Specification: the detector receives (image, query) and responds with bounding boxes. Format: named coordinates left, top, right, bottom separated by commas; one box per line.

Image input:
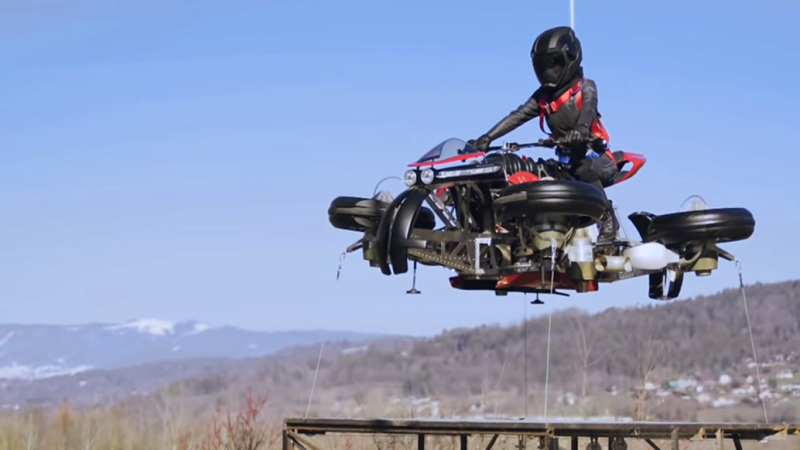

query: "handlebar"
left=487, top=138, right=563, bottom=152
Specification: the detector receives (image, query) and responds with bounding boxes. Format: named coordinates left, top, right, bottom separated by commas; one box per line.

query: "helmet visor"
left=533, top=52, right=566, bottom=86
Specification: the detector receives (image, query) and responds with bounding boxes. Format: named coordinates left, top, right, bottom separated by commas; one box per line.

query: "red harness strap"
left=538, top=79, right=611, bottom=143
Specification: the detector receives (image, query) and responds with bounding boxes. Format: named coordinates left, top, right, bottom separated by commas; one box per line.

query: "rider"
left=467, top=25, right=620, bottom=243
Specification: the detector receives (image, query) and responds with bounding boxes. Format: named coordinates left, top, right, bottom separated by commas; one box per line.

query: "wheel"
left=492, top=180, right=608, bottom=228
left=329, top=196, right=436, bottom=232
left=647, top=207, right=755, bottom=245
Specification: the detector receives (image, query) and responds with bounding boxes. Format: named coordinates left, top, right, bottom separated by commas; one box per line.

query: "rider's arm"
left=576, top=78, right=599, bottom=134
left=482, top=92, right=542, bottom=141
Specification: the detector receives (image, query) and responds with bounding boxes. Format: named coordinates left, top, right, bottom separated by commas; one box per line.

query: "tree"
left=631, top=323, right=666, bottom=421
left=155, top=383, right=190, bottom=448
left=568, top=310, right=616, bottom=416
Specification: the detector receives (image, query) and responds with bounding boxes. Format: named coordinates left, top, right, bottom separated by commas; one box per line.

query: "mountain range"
left=0, top=318, right=383, bottom=380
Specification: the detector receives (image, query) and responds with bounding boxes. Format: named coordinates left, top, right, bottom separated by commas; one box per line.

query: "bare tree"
left=198, top=387, right=273, bottom=450
left=631, top=323, right=666, bottom=421
left=568, top=311, right=616, bottom=416
left=155, top=384, right=189, bottom=449
left=23, top=408, right=43, bottom=450
left=79, top=409, right=102, bottom=450
left=492, top=356, right=508, bottom=416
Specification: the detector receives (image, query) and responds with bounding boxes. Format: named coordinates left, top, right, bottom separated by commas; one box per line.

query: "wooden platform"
left=283, top=417, right=800, bottom=450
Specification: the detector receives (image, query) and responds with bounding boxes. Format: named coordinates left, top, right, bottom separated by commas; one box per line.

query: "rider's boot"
left=597, top=200, right=620, bottom=243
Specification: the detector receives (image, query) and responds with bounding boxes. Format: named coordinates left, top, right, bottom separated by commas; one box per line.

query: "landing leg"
left=407, top=260, right=421, bottom=294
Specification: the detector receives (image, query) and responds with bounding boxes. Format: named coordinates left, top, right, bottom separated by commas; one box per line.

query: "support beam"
left=287, top=431, right=321, bottom=450
left=484, top=434, right=499, bottom=450
left=643, top=438, right=661, bottom=450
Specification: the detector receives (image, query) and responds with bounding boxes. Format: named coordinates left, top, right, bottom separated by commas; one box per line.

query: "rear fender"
left=627, top=211, right=656, bottom=241
left=389, top=187, right=431, bottom=275
left=606, top=151, right=647, bottom=186
left=649, top=270, right=684, bottom=300
left=628, top=211, right=684, bottom=300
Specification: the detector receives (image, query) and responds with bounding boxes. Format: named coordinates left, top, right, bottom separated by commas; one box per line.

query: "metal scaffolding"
left=283, top=417, right=800, bottom=450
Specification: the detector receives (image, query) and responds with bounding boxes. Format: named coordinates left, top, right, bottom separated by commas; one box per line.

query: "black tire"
left=647, top=207, right=755, bottom=245
left=492, top=180, right=608, bottom=227
left=415, top=207, right=436, bottom=230
left=328, top=196, right=436, bottom=232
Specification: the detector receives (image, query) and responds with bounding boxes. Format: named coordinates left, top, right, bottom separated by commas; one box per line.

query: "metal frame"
left=283, top=418, right=799, bottom=450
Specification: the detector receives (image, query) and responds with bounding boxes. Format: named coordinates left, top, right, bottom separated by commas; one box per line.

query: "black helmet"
left=531, top=26, right=583, bottom=90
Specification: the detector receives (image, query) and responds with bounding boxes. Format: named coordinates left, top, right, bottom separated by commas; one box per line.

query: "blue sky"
left=1, top=0, right=797, bottom=335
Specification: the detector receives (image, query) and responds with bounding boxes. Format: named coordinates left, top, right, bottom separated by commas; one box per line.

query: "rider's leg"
left=572, top=154, right=619, bottom=243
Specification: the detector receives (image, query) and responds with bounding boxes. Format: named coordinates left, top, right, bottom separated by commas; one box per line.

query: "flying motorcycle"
left=327, top=137, right=755, bottom=299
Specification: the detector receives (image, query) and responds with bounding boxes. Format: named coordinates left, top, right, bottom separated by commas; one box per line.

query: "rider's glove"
left=563, top=128, right=590, bottom=144
left=467, top=135, right=491, bottom=152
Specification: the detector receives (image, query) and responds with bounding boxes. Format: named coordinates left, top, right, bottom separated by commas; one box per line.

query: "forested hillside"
left=136, top=280, right=800, bottom=422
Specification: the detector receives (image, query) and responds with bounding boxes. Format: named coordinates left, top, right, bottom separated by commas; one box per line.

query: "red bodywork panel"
left=408, top=152, right=485, bottom=168
left=449, top=272, right=598, bottom=293
left=507, top=171, right=540, bottom=185
left=496, top=272, right=598, bottom=292
left=610, top=151, right=647, bottom=186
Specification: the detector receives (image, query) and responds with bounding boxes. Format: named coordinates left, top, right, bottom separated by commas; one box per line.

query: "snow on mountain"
left=103, top=318, right=178, bottom=336
left=0, top=320, right=382, bottom=380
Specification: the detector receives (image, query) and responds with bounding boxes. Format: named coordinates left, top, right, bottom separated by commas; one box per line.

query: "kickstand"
left=531, top=292, right=544, bottom=304
left=406, top=260, right=421, bottom=294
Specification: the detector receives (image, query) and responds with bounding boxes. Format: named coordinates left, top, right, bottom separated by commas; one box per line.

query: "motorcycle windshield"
left=412, top=138, right=483, bottom=166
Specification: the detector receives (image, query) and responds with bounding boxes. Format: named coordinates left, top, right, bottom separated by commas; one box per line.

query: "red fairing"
left=617, top=152, right=646, bottom=184
left=408, top=152, right=485, bottom=168
left=507, top=171, right=540, bottom=185
left=497, top=272, right=598, bottom=292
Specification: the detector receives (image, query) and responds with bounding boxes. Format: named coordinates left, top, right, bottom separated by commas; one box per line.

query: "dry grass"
left=0, top=385, right=795, bottom=450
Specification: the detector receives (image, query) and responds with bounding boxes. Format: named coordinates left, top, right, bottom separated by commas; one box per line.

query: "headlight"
left=420, top=168, right=435, bottom=184
left=403, top=170, right=417, bottom=186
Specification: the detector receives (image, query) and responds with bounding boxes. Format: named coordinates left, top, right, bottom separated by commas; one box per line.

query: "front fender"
left=389, top=187, right=431, bottom=275
left=375, top=189, right=411, bottom=275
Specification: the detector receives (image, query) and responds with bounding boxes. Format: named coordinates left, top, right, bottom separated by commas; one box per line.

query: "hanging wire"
left=736, top=261, right=769, bottom=423
left=543, top=310, right=553, bottom=424
left=523, top=295, right=529, bottom=418
left=542, top=239, right=557, bottom=423
left=305, top=341, right=326, bottom=418
left=569, top=0, right=575, bottom=30
left=336, top=252, right=346, bottom=280
left=373, top=176, right=402, bottom=196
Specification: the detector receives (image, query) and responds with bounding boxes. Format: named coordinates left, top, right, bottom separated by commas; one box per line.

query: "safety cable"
left=736, top=260, right=769, bottom=423
left=305, top=341, right=326, bottom=418
left=543, top=310, right=553, bottom=425
left=542, top=239, right=557, bottom=424
left=569, top=0, right=575, bottom=30
left=373, top=176, right=401, bottom=196
left=524, top=295, right=529, bottom=418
